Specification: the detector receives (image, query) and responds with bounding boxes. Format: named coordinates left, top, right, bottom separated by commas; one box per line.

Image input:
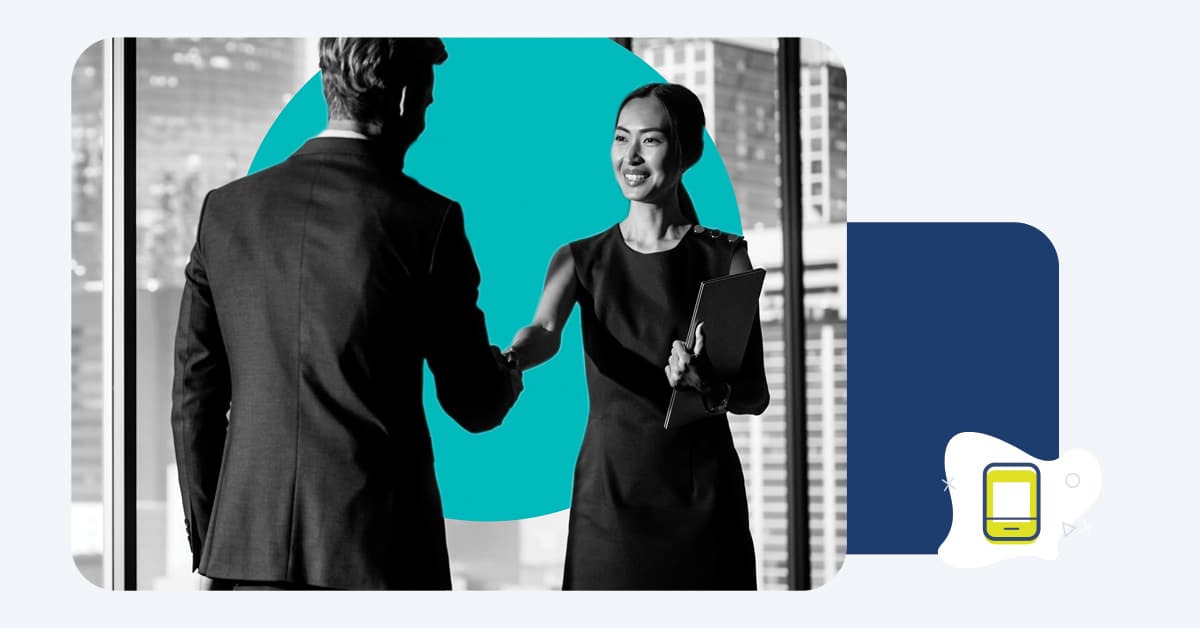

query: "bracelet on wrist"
left=703, top=382, right=732, bottom=413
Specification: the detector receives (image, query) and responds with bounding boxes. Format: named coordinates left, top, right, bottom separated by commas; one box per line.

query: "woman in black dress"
left=504, top=83, right=769, bottom=590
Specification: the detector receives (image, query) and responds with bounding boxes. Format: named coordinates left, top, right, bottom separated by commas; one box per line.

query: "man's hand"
left=492, top=346, right=524, bottom=399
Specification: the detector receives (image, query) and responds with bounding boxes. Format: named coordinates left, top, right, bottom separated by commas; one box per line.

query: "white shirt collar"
left=317, top=129, right=370, bottom=140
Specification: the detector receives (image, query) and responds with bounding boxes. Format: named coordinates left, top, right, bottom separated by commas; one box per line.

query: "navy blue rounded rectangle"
left=847, top=223, right=1059, bottom=554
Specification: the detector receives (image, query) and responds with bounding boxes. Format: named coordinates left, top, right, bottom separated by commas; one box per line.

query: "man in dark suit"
left=169, top=38, right=522, bottom=590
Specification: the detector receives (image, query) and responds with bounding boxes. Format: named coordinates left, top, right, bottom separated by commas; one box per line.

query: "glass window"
left=811, top=160, right=823, bottom=174
left=810, top=93, right=822, bottom=107
left=71, top=39, right=107, bottom=589
left=811, top=137, right=823, bottom=152
left=810, top=115, right=822, bottom=130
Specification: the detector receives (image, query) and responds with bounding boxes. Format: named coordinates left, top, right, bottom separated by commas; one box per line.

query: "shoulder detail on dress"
left=692, top=225, right=745, bottom=245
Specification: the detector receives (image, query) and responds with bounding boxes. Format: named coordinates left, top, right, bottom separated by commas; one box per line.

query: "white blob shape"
left=937, top=432, right=1101, bottom=568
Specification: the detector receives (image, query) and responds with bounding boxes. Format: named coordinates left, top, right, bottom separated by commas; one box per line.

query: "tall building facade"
left=633, top=38, right=847, bottom=589
left=801, top=60, right=848, bottom=224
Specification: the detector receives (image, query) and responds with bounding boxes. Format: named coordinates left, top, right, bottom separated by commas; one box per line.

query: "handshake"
left=491, top=345, right=524, bottom=399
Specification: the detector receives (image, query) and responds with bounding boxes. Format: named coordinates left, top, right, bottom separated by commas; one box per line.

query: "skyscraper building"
left=633, top=38, right=847, bottom=588
left=801, top=60, right=848, bottom=224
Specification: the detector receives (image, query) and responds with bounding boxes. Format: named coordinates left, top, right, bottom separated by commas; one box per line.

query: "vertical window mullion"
left=777, top=36, right=811, bottom=591
left=122, top=36, right=139, bottom=592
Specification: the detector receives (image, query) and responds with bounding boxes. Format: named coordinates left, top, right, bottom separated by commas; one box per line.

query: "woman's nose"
left=625, top=143, right=643, bottom=164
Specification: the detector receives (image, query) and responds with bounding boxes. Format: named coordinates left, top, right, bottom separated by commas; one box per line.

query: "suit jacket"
left=169, top=137, right=518, bottom=590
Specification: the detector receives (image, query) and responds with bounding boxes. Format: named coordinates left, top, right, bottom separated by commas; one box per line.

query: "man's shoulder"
left=204, top=161, right=289, bottom=203
left=206, top=158, right=458, bottom=213
left=393, top=174, right=457, bottom=213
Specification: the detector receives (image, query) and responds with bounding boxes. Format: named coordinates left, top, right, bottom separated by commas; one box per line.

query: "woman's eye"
left=643, top=136, right=663, bottom=145
left=614, top=134, right=627, bottom=143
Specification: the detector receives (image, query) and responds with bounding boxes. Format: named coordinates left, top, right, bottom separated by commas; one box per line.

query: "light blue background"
left=249, top=39, right=742, bottom=520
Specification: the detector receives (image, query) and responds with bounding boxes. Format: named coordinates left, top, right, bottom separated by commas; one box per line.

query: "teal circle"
left=250, top=39, right=742, bottom=521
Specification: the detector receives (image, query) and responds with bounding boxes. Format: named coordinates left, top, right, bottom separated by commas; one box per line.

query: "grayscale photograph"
left=70, top=37, right=846, bottom=591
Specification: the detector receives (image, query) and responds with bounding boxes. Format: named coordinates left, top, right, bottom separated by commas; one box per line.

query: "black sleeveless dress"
left=561, top=224, right=760, bottom=590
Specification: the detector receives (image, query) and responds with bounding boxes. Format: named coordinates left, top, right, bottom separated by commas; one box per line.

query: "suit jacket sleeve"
left=169, top=192, right=231, bottom=571
left=424, top=202, right=517, bottom=432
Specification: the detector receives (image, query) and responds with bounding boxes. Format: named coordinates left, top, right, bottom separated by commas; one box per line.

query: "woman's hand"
left=492, top=346, right=524, bottom=397
left=665, top=322, right=722, bottom=394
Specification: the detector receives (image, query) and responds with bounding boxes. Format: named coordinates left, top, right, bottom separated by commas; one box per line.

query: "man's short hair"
left=319, top=38, right=448, bottom=126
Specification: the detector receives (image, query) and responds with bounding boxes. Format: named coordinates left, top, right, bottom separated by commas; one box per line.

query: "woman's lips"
left=623, top=172, right=649, bottom=185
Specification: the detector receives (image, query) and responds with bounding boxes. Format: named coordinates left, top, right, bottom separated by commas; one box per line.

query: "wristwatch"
left=703, top=382, right=732, bottom=414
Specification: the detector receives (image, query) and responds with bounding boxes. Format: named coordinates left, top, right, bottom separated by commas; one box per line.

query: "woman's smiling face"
left=612, top=96, right=681, bottom=205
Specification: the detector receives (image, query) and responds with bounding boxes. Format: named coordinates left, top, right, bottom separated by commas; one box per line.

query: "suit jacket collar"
left=293, top=136, right=409, bottom=170
left=295, top=136, right=383, bottom=158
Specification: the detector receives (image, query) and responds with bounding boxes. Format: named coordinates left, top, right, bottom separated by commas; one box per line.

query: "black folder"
left=664, top=268, right=767, bottom=430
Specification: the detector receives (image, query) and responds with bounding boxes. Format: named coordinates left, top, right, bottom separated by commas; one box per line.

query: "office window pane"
left=71, top=39, right=107, bottom=589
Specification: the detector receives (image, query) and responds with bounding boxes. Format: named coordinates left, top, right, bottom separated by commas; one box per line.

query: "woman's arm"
left=665, top=242, right=770, bottom=415
left=724, top=242, right=770, bottom=415
left=506, top=244, right=577, bottom=371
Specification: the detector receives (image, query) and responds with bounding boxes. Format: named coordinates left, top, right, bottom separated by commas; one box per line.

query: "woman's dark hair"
left=615, top=83, right=706, bottom=224
left=319, top=38, right=448, bottom=128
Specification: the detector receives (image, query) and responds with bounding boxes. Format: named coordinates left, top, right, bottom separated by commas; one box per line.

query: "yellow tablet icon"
left=983, top=463, right=1040, bottom=543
